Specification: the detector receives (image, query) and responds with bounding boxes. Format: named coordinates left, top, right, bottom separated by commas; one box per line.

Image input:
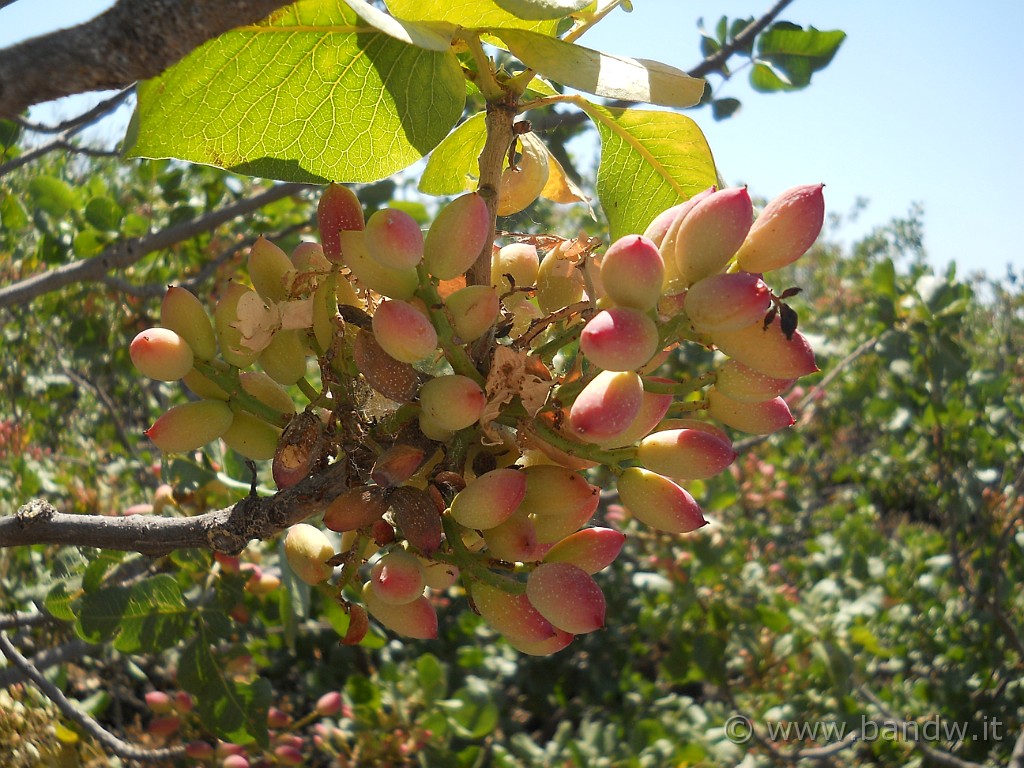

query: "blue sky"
left=3, top=0, right=1022, bottom=279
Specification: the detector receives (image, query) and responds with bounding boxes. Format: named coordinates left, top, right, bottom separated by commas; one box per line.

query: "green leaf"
left=751, top=23, right=846, bottom=92
left=387, top=0, right=560, bottom=33
left=0, top=190, right=30, bottom=230
left=444, top=681, right=499, bottom=738
left=45, top=582, right=78, bottom=622
left=179, top=632, right=271, bottom=747
left=711, top=97, right=741, bottom=121
left=82, top=550, right=125, bottom=592
left=84, top=196, right=124, bottom=232
left=72, top=229, right=109, bottom=258
left=491, top=0, right=590, bottom=20
left=28, top=176, right=78, bottom=217
left=74, top=575, right=191, bottom=653
left=419, top=112, right=488, bottom=195
left=496, top=29, right=705, bottom=108
left=416, top=653, right=448, bottom=701
left=578, top=102, right=717, bottom=240
left=0, top=118, right=21, bottom=148
left=127, top=1, right=465, bottom=183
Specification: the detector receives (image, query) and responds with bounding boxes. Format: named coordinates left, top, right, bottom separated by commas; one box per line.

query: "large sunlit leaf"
left=577, top=102, right=717, bottom=240
left=495, top=29, right=705, bottom=108
left=179, top=630, right=272, bottom=747
left=419, top=112, right=488, bottom=194
left=126, top=1, right=465, bottom=183
left=386, top=0, right=560, bottom=34
left=750, top=22, right=846, bottom=92
left=340, top=0, right=453, bottom=50
left=492, top=0, right=591, bottom=20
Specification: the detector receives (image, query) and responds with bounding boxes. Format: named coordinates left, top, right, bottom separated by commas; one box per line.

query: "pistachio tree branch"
left=0, top=459, right=350, bottom=557
left=0, top=631, right=185, bottom=762
left=0, top=181, right=312, bottom=311
left=0, top=0, right=293, bottom=118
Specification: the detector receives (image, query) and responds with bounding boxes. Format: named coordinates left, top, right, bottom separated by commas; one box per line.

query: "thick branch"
left=0, top=460, right=350, bottom=557
left=0, top=0, right=292, bottom=118
left=0, top=181, right=311, bottom=311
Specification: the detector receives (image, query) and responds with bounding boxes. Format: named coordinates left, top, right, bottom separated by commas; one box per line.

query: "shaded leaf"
left=179, top=632, right=271, bottom=747
left=751, top=22, right=846, bottom=92
left=28, top=176, right=78, bottom=217
left=74, top=575, right=190, bottom=654
left=127, top=1, right=465, bottom=183
left=577, top=102, right=717, bottom=240
left=496, top=29, right=705, bottom=108
left=84, top=196, right=124, bottom=232
left=711, top=97, right=741, bottom=121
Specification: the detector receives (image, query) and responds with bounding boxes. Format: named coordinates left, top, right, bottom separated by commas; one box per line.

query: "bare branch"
left=0, top=181, right=312, bottom=311
left=99, top=216, right=314, bottom=299
left=0, top=459, right=349, bottom=557
left=0, top=638, right=96, bottom=688
left=859, top=686, right=987, bottom=768
left=0, top=612, right=54, bottom=631
left=10, top=87, right=135, bottom=135
left=0, top=631, right=185, bottom=762
left=0, top=0, right=293, bottom=118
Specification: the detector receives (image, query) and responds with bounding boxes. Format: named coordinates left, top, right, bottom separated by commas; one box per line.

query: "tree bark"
left=0, top=0, right=293, bottom=118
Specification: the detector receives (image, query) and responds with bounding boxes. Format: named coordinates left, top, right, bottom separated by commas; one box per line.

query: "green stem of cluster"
left=439, top=515, right=527, bottom=595
left=658, top=313, right=711, bottom=348
left=415, top=265, right=486, bottom=386
left=378, top=402, right=420, bottom=435
left=296, top=377, right=321, bottom=404
left=191, top=359, right=289, bottom=429
left=665, top=400, right=710, bottom=418
left=532, top=321, right=584, bottom=361
left=643, top=371, right=716, bottom=396
left=530, top=420, right=638, bottom=467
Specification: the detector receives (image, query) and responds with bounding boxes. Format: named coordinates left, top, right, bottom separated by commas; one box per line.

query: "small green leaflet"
left=126, top=0, right=465, bottom=183
left=419, top=112, right=488, bottom=194
left=495, top=29, right=706, bottom=109
left=578, top=102, right=717, bottom=240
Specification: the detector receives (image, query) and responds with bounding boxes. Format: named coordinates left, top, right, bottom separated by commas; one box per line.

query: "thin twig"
left=0, top=181, right=312, bottom=311
left=0, top=638, right=96, bottom=688
left=0, top=612, right=54, bottom=631
left=11, top=87, right=134, bottom=135
left=688, top=0, right=795, bottom=79
left=858, top=686, right=987, bottom=768
left=0, top=631, right=185, bottom=761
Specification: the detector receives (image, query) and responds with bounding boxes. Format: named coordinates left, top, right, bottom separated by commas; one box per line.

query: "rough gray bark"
left=0, top=0, right=293, bottom=117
